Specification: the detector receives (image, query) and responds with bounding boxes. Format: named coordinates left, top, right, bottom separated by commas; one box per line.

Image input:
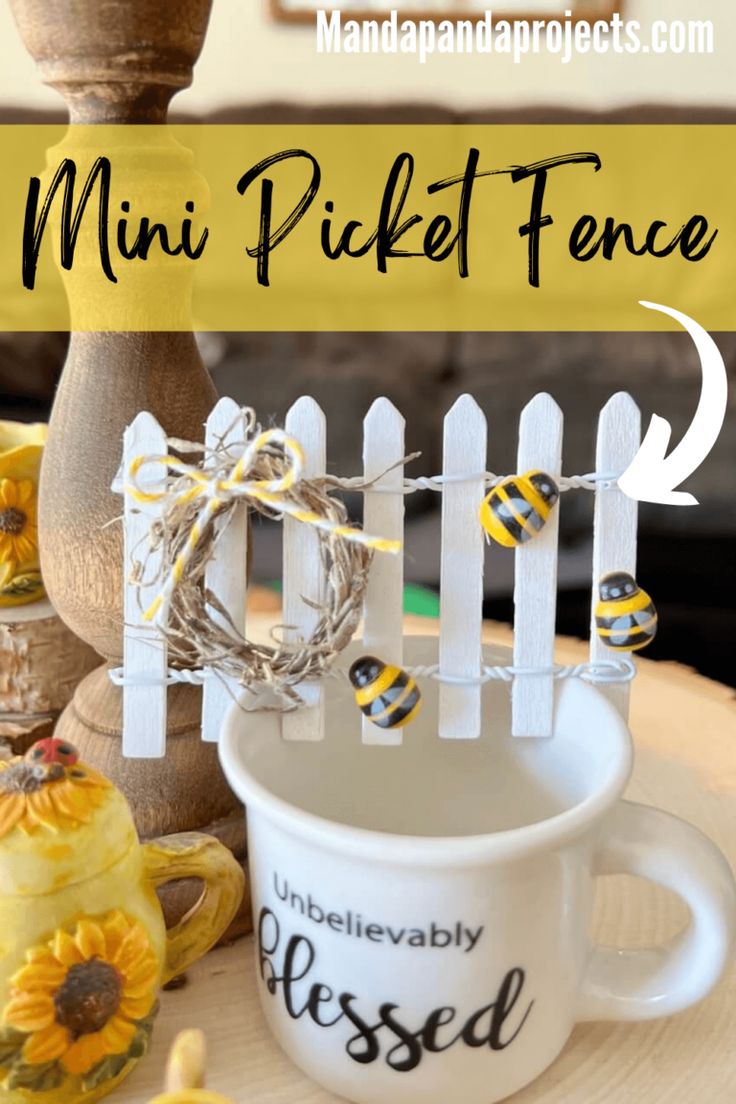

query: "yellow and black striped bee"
left=348, top=656, right=422, bottom=730
left=595, top=572, right=657, bottom=652
left=479, top=470, right=559, bottom=548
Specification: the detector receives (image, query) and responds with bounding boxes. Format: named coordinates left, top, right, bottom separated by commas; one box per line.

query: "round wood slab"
left=115, top=621, right=736, bottom=1103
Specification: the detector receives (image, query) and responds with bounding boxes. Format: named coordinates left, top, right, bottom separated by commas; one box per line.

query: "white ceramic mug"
left=220, top=639, right=736, bottom=1104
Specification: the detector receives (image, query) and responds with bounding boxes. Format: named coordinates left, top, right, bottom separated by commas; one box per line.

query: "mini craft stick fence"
left=116, top=391, right=640, bottom=758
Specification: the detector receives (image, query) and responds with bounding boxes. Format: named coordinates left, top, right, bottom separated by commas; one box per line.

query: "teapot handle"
left=142, top=832, right=246, bottom=983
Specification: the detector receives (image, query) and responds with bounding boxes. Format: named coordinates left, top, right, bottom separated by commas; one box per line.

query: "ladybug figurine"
left=25, top=737, right=80, bottom=768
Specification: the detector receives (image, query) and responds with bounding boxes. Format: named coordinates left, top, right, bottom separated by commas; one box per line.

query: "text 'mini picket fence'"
left=115, top=392, right=640, bottom=758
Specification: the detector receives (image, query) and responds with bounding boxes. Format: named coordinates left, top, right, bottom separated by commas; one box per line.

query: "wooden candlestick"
left=10, top=0, right=249, bottom=933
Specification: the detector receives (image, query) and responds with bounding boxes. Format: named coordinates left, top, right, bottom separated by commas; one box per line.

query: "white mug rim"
left=220, top=676, right=633, bottom=869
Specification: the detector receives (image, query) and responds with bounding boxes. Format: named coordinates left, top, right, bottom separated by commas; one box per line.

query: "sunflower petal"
left=112, top=923, right=150, bottom=974
left=19, top=807, right=54, bottom=835
left=22, top=1023, right=69, bottom=1065
left=122, top=954, right=159, bottom=994
left=102, top=911, right=131, bottom=960
left=15, top=534, right=38, bottom=564
left=120, top=977, right=158, bottom=1002
left=100, top=1015, right=137, bottom=1053
left=3, top=992, right=55, bottom=1032
left=23, top=787, right=59, bottom=830
left=10, top=961, right=66, bottom=993
left=53, top=930, right=84, bottom=968
left=75, top=919, right=107, bottom=961
left=16, top=481, right=35, bottom=508
left=0, top=537, right=15, bottom=566
left=25, top=947, right=58, bottom=967
left=70, top=767, right=110, bottom=790
left=48, top=785, right=91, bottom=824
left=117, top=993, right=156, bottom=1021
left=0, top=480, right=17, bottom=507
left=0, top=793, right=25, bottom=839
left=61, top=1032, right=108, bottom=1076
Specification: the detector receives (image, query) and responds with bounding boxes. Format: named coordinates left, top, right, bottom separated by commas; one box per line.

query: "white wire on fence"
left=110, top=658, right=636, bottom=691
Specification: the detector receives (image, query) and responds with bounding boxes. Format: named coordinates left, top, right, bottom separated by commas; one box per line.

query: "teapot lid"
left=0, top=739, right=138, bottom=896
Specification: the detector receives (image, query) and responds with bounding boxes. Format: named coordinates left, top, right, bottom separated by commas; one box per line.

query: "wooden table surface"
left=116, top=614, right=736, bottom=1104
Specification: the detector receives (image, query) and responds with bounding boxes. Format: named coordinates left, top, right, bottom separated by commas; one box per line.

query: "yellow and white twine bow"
left=126, top=427, right=400, bottom=624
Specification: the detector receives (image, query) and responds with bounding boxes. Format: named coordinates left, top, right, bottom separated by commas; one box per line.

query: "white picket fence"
left=116, top=391, right=640, bottom=758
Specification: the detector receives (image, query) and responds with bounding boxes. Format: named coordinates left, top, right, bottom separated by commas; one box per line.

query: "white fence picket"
left=512, top=394, right=563, bottom=737
left=590, top=392, right=641, bottom=719
left=201, top=398, right=249, bottom=743
left=282, top=396, right=327, bottom=741
left=122, top=412, right=168, bottom=758
left=439, top=395, right=487, bottom=739
left=361, top=398, right=406, bottom=745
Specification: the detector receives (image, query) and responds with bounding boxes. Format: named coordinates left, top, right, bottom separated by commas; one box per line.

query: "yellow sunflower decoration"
left=0, top=911, right=159, bottom=1094
left=0, top=741, right=111, bottom=841
left=0, top=479, right=37, bottom=564
left=0, top=421, right=47, bottom=608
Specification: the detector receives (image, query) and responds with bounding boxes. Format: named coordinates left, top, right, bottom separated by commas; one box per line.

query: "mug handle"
left=142, top=832, right=245, bottom=984
left=577, top=799, right=736, bottom=1021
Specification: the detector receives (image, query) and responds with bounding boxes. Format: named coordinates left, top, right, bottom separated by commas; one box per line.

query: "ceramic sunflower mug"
left=0, top=421, right=47, bottom=608
left=221, top=637, right=736, bottom=1104
left=0, top=738, right=245, bottom=1104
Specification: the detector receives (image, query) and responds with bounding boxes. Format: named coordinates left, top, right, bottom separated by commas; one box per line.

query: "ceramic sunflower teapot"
left=0, top=738, right=245, bottom=1104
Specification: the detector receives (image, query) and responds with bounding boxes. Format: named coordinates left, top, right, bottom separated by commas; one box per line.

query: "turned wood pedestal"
left=9, top=0, right=250, bottom=936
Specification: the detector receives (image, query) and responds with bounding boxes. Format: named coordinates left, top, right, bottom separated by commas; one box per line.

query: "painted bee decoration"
left=479, top=470, right=560, bottom=548
left=595, top=572, right=658, bottom=652
left=349, top=656, right=422, bottom=730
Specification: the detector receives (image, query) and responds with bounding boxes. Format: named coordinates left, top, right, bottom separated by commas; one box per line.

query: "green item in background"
left=265, top=581, right=440, bottom=619
left=402, top=584, right=440, bottom=618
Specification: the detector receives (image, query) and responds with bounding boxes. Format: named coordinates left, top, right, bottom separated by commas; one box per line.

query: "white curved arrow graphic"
left=617, top=301, right=728, bottom=506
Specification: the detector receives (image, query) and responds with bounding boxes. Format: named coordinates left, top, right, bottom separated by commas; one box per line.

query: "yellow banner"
left=0, top=124, right=731, bottom=331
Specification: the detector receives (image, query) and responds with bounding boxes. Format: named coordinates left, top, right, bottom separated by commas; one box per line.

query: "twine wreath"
left=125, top=410, right=400, bottom=707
